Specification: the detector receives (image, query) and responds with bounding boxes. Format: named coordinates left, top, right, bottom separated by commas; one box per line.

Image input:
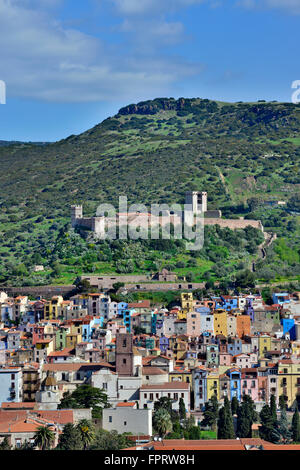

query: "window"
left=124, top=422, right=127, bottom=426
left=109, top=416, right=112, bottom=423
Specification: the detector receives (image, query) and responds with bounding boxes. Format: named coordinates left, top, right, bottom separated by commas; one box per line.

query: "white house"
left=102, top=402, right=152, bottom=436
left=139, top=382, right=190, bottom=411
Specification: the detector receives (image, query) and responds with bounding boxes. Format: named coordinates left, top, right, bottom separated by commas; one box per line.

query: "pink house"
left=219, top=352, right=232, bottom=367
left=187, top=312, right=201, bottom=336
left=241, top=368, right=259, bottom=401
left=233, top=353, right=251, bottom=369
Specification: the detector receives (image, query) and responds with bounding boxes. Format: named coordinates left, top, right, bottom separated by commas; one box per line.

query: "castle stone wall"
left=204, top=218, right=263, bottom=231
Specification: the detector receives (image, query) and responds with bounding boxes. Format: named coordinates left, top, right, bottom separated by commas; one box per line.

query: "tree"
left=187, top=426, right=201, bottom=440
left=259, top=404, right=279, bottom=443
left=270, top=394, right=277, bottom=423
left=34, top=425, right=56, bottom=451
left=89, top=430, right=132, bottom=450
left=236, top=395, right=257, bottom=438
left=179, top=397, right=186, bottom=421
left=153, top=408, right=173, bottom=438
left=0, top=437, right=11, bottom=450
left=56, top=423, right=83, bottom=450
left=217, top=405, right=235, bottom=439
left=201, top=395, right=219, bottom=431
left=58, top=385, right=110, bottom=418
left=279, top=394, right=288, bottom=411
left=166, top=419, right=183, bottom=439
left=112, top=282, right=125, bottom=292
left=292, top=406, right=300, bottom=443
left=154, top=397, right=173, bottom=415
left=277, top=408, right=292, bottom=444
left=231, top=396, right=239, bottom=416
left=76, top=419, right=95, bottom=450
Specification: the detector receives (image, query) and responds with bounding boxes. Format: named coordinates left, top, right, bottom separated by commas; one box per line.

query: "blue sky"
left=0, top=0, right=299, bottom=141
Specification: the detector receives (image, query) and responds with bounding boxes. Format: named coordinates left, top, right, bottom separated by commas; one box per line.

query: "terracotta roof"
left=116, top=402, right=136, bottom=408
left=142, top=367, right=167, bottom=376
left=1, top=403, right=35, bottom=410
left=128, top=301, right=151, bottom=309
left=0, top=409, right=75, bottom=425
left=48, top=348, right=74, bottom=357
left=43, top=362, right=115, bottom=372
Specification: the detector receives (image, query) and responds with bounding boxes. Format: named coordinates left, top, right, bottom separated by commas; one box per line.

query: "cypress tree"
left=277, top=408, right=292, bottom=444
left=201, top=396, right=219, bottom=431
left=279, top=394, right=287, bottom=411
left=179, top=397, right=186, bottom=421
left=270, top=394, right=277, bottom=423
left=217, top=403, right=235, bottom=439
left=231, top=396, right=239, bottom=416
left=259, top=404, right=279, bottom=443
left=292, top=406, right=300, bottom=443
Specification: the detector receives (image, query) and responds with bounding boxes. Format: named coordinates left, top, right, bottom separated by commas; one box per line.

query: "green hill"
left=0, top=97, right=300, bottom=288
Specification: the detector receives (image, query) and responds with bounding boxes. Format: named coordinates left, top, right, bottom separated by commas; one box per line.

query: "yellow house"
left=177, top=310, right=187, bottom=321
left=277, top=361, right=300, bottom=408
left=34, top=338, right=54, bottom=363
left=66, top=333, right=82, bottom=349
left=169, top=336, right=188, bottom=361
left=169, top=370, right=193, bottom=390
left=44, top=296, right=64, bottom=320
left=214, top=310, right=227, bottom=337
left=258, top=334, right=272, bottom=358
left=207, top=372, right=220, bottom=401
left=291, top=341, right=300, bottom=357
left=181, top=293, right=194, bottom=316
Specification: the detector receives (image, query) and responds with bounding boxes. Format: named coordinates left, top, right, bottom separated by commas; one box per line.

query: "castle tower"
left=71, top=205, right=83, bottom=228
left=200, top=192, right=207, bottom=213
left=185, top=191, right=207, bottom=214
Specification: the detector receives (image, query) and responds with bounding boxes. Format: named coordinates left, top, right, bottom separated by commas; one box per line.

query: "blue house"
left=211, top=296, right=238, bottom=312
left=227, top=369, right=241, bottom=400
left=281, top=318, right=296, bottom=340
left=227, top=338, right=242, bottom=356
left=82, top=317, right=104, bottom=342
left=272, top=293, right=290, bottom=305
left=159, top=336, right=169, bottom=354
left=118, top=302, right=128, bottom=317
left=123, top=309, right=135, bottom=333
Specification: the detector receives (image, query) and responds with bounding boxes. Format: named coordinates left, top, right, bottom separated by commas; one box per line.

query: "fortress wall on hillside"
left=75, top=217, right=94, bottom=230
left=204, top=218, right=263, bottom=231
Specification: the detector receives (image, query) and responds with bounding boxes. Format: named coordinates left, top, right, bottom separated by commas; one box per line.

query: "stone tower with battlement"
left=71, top=205, right=83, bottom=228
left=185, top=191, right=207, bottom=214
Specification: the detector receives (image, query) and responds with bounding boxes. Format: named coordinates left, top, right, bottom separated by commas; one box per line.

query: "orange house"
left=236, top=315, right=251, bottom=339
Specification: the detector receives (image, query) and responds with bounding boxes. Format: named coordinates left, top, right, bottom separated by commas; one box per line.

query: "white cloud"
left=0, top=0, right=202, bottom=103
left=237, top=0, right=300, bottom=14
left=111, top=0, right=205, bottom=15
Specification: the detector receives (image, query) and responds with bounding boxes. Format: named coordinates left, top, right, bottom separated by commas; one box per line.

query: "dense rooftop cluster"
left=1, top=289, right=300, bottom=449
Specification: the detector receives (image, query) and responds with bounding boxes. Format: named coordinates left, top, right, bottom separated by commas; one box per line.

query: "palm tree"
left=34, top=425, right=56, bottom=451
left=153, top=408, right=173, bottom=438
left=76, top=419, right=95, bottom=450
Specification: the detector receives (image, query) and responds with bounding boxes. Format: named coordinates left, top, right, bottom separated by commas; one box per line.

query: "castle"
left=71, top=191, right=263, bottom=238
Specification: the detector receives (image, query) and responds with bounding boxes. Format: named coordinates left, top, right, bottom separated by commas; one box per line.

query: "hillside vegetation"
left=0, top=97, right=299, bottom=287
